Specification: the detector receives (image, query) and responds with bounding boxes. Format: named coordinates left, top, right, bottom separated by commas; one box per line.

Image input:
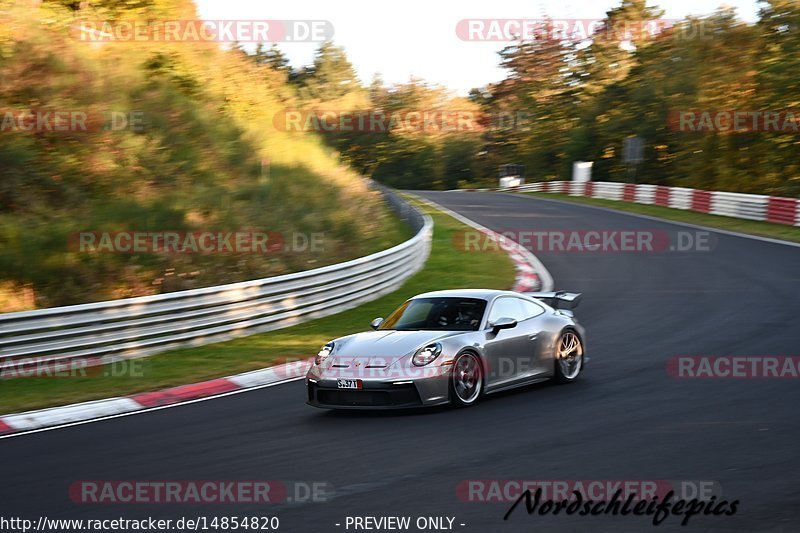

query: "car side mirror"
left=370, top=317, right=384, bottom=330
left=489, top=317, right=517, bottom=333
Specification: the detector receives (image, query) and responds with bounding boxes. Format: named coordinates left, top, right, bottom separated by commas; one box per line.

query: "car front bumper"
left=305, top=365, right=452, bottom=409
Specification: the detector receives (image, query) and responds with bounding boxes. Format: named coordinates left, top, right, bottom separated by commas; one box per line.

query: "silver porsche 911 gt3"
left=305, top=289, right=585, bottom=409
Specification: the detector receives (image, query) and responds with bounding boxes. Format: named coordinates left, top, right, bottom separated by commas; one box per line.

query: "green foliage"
left=477, top=1, right=800, bottom=195
left=0, top=2, right=405, bottom=310
left=295, top=1, right=799, bottom=195
left=291, top=42, right=366, bottom=105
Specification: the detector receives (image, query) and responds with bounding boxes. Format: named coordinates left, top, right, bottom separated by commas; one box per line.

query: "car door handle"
left=528, top=334, right=539, bottom=340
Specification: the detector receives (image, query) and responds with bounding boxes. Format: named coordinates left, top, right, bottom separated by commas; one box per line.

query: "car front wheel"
left=450, top=352, right=483, bottom=407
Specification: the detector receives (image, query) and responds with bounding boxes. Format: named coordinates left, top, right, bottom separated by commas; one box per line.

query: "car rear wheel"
left=554, top=329, right=583, bottom=383
left=450, top=352, right=483, bottom=407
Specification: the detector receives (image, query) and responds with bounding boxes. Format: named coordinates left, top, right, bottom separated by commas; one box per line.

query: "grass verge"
left=0, top=199, right=516, bottom=414
left=517, top=192, right=800, bottom=244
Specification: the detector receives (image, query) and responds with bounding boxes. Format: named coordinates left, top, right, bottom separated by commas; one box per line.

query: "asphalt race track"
left=2, top=191, right=799, bottom=532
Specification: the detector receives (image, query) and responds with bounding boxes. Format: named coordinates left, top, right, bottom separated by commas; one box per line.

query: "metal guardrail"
left=0, top=186, right=432, bottom=372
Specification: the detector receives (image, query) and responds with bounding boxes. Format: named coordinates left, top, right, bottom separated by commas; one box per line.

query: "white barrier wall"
left=635, top=184, right=657, bottom=205
left=593, top=182, right=624, bottom=201
left=668, top=188, right=694, bottom=210
left=502, top=181, right=800, bottom=228
left=710, top=192, right=768, bottom=221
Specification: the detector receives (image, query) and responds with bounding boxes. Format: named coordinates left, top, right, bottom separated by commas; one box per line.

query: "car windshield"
left=379, top=297, right=487, bottom=331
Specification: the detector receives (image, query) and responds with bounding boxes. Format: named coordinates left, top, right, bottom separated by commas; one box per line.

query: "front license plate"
left=337, top=379, right=362, bottom=389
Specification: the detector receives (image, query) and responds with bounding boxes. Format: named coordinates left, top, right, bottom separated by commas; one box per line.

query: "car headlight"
left=315, top=342, right=334, bottom=365
left=412, top=342, right=442, bottom=366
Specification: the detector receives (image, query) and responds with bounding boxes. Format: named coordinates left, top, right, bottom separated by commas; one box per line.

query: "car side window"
left=488, top=297, right=526, bottom=323
left=403, top=301, right=434, bottom=324
left=519, top=299, right=545, bottom=320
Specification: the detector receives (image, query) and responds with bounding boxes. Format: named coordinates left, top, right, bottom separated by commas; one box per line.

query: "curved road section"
left=1, top=191, right=799, bottom=532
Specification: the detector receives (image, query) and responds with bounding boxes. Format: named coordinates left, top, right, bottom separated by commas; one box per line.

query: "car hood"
left=329, top=330, right=465, bottom=367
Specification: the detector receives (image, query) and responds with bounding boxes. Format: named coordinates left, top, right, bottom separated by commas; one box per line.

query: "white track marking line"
left=0, top=377, right=303, bottom=440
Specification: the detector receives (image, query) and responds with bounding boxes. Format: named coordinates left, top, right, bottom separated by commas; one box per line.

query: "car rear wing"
left=526, top=291, right=583, bottom=310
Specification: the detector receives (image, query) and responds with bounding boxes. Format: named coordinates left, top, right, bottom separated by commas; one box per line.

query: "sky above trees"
left=195, top=0, right=760, bottom=94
